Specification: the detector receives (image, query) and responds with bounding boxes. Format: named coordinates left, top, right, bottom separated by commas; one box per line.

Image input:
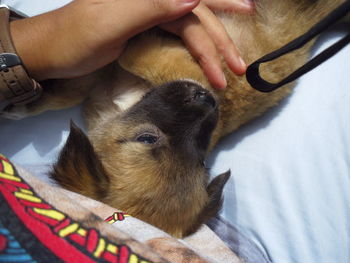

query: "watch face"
left=0, top=53, right=22, bottom=70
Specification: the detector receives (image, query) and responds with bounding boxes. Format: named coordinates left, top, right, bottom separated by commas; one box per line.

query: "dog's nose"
left=189, top=86, right=217, bottom=108
left=193, top=89, right=207, bottom=101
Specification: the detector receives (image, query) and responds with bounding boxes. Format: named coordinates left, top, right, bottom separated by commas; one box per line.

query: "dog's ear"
left=203, top=170, right=231, bottom=218
left=50, top=121, right=109, bottom=199
left=185, top=170, right=231, bottom=236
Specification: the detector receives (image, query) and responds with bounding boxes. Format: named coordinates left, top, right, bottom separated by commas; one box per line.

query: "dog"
left=2, top=0, right=345, bottom=237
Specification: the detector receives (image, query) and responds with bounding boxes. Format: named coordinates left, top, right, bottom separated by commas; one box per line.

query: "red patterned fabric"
left=0, top=154, right=151, bottom=263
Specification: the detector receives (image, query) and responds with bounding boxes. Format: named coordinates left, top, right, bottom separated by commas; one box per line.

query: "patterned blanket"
left=0, top=154, right=242, bottom=263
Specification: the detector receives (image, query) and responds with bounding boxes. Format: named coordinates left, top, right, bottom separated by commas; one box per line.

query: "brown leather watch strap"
left=0, top=5, right=42, bottom=105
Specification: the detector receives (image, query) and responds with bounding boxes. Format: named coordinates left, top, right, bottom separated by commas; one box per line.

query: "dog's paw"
left=0, top=104, right=29, bottom=120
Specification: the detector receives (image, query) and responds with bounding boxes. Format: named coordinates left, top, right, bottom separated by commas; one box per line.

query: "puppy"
left=3, top=0, right=345, bottom=237
left=52, top=80, right=230, bottom=237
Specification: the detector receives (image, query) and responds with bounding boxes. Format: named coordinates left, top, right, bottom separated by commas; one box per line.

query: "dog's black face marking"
left=124, top=80, right=219, bottom=164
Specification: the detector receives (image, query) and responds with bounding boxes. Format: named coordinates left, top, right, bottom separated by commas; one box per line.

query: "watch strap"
left=0, top=5, right=42, bottom=105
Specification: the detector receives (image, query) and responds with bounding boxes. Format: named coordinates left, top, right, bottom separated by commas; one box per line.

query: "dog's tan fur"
left=4, top=0, right=345, bottom=237
left=118, top=0, right=345, bottom=146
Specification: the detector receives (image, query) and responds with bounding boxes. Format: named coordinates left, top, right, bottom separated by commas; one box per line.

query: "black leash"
left=246, top=1, right=350, bottom=93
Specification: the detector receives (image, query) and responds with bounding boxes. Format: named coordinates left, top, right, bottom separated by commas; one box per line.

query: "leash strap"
left=246, top=1, right=350, bottom=93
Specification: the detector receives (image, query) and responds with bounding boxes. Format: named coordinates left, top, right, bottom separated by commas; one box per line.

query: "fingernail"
left=240, top=0, right=254, bottom=10
left=178, top=0, right=198, bottom=6
left=244, top=0, right=254, bottom=6
left=238, top=56, right=246, bottom=70
left=220, top=72, right=227, bottom=89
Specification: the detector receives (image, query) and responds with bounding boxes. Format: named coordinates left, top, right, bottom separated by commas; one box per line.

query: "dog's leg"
left=0, top=69, right=104, bottom=120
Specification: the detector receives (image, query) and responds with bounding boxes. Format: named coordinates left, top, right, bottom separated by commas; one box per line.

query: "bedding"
left=1, top=1, right=349, bottom=262
left=0, top=155, right=241, bottom=263
left=208, top=32, right=350, bottom=263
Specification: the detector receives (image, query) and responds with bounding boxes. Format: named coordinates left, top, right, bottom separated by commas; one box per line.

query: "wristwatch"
left=0, top=4, right=42, bottom=105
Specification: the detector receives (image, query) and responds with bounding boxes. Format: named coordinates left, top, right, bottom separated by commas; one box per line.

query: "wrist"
left=10, top=12, right=59, bottom=81
left=0, top=5, right=43, bottom=105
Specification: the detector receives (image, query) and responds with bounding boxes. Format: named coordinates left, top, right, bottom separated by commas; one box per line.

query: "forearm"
left=10, top=11, right=60, bottom=81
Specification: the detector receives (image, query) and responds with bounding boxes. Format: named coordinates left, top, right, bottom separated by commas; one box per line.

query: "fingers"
left=161, top=14, right=227, bottom=89
left=193, top=4, right=246, bottom=76
left=161, top=3, right=247, bottom=89
left=202, top=0, right=254, bottom=13
left=120, top=0, right=252, bottom=89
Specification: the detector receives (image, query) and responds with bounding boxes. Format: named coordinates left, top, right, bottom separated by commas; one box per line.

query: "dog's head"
left=51, top=80, right=230, bottom=237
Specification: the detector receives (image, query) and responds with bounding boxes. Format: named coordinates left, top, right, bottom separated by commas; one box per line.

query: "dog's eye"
left=136, top=133, right=158, bottom=144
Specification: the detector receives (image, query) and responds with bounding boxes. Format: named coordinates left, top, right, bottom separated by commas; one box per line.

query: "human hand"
left=10, top=0, right=253, bottom=89
left=161, top=0, right=254, bottom=89
left=10, top=0, right=202, bottom=81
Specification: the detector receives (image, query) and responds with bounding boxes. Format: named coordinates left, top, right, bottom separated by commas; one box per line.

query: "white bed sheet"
left=208, top=34, right=350, bottom=263
left=1, top=1, right=349, bottom=262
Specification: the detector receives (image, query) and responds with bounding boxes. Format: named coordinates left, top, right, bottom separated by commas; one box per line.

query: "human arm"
left=9, top=0, right=253, bottom=88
